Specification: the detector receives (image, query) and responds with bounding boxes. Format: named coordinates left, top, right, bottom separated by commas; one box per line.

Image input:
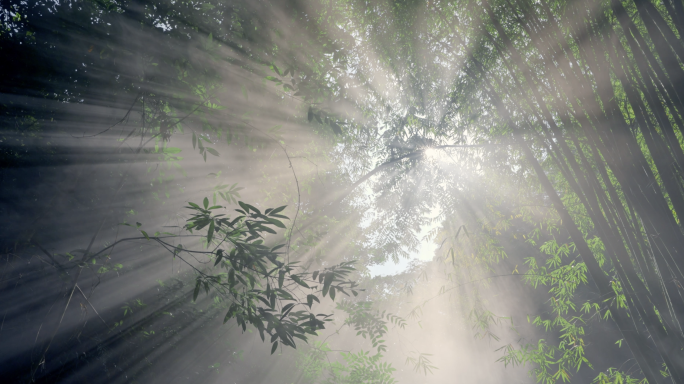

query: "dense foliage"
left=3, top=0, right=684, bottom=383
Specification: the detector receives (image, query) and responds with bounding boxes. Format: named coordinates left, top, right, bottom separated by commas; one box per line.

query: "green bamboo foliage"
left=316, top=0, right=684, bottom=381
left=440, top=0, right=684, bottom=381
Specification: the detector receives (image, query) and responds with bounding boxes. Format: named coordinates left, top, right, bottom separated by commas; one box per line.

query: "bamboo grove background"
left=3, top=0, right=684, bottom=383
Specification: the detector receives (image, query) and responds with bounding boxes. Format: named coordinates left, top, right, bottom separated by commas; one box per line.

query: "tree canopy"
left=2, top=0, right=684, bottom=383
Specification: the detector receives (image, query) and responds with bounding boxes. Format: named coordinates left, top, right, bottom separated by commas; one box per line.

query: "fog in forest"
left=2, top=0, right=684, bottom=383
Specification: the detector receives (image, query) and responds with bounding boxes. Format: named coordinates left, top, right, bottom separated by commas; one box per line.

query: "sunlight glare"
left=424, top=147, right=442, bottom=161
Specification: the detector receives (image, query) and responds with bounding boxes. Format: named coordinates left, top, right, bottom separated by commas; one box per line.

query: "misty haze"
left=2, top=0, right=684, bottom=383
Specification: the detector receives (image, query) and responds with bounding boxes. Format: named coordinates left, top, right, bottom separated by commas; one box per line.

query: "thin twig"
left=283, top=149, right=301, bottom=264
left=75, top=284, right=110, bottom=329
left=75, top=92, right=141, bottom=138
left=239, top=121, right=301, bottom=263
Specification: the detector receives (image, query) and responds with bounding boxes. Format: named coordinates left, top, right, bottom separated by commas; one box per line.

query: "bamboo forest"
left=3, top=0, right=684, bottom=383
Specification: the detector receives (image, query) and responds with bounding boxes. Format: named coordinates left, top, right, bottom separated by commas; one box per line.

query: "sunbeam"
left=2, top=0, right=684, bottom=383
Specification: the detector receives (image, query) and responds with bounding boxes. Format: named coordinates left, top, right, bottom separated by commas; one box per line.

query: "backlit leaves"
left=183, top=198, right=360, bottom=354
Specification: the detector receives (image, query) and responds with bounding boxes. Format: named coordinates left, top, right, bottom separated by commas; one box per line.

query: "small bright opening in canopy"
left=424, top=147, right=442, bottom=161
